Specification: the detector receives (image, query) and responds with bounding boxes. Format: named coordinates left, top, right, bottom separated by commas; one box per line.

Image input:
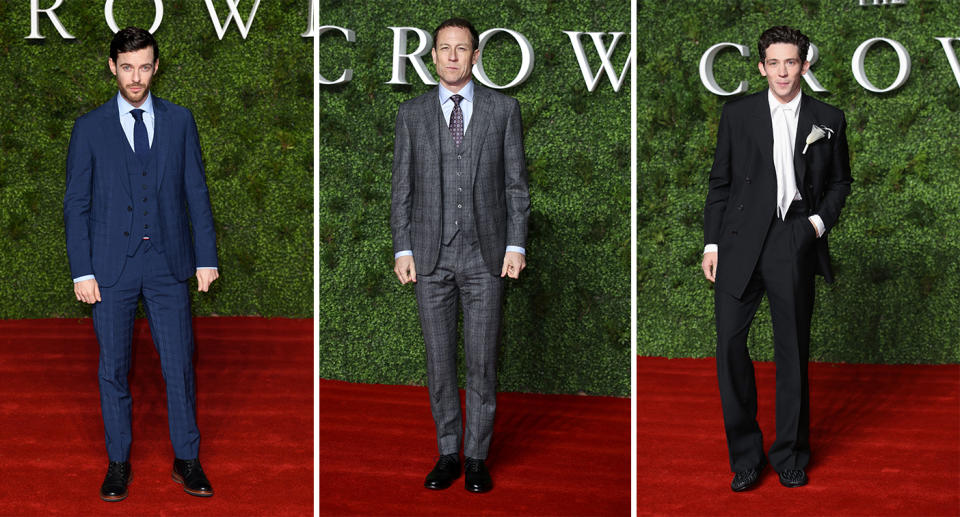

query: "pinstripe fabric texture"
left=92, top=241, right=199, bottom=461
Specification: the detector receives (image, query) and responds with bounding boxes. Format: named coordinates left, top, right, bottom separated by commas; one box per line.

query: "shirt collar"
left=768, top=88, right=801, bottom=118
left=117, top=91, right=154, bottom=117
left=438, top=80, right=474, bottom=105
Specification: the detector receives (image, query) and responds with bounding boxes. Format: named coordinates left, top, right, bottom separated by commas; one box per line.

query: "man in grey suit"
left=390, top=17, right=530, bottom=494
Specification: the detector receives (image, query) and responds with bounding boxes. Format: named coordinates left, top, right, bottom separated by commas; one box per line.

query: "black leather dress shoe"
left=778, top=468, right=808, bottom=487
left=464, top=457, right=492, bottom=493
left=424, top=454, right=460, bottom=490
left=100, top=461, right=131, bottom=502
left=731, top=459, right=766, bottom=492
left=172, top=458, right=214, bottom=497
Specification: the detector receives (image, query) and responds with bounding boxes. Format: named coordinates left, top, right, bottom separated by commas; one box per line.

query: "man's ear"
left=108, top=58, right=117, bottom=76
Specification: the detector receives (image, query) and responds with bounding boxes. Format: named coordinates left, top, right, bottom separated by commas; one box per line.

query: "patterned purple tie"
left=449, top=94, right=464, bottom=147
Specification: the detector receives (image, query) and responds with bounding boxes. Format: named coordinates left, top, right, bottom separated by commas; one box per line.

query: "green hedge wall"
left=318, top=1, right=631, bottom=395
left=638, top=0, right=960, bottom=363
left=0, top=1, right=312, bottom=318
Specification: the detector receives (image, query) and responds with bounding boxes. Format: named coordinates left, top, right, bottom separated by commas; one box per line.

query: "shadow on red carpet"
left=0, top=317, right=313, bottom=516
left=637, top=356, right=960, bottom=516
left=319, top=380, right=630, bottom=516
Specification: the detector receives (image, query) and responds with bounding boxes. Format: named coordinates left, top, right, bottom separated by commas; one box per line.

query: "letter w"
left=563, top=31, right=631, bottom=92
left=203, top=0, right=261, bottom=40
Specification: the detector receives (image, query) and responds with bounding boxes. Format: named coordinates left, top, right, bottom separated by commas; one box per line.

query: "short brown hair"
left=758, top=26, right=809, bottom=63
left=432, top=18, right=479, bottom=51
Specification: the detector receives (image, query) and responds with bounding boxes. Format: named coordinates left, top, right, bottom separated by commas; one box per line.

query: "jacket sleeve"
left=704, top=103, right=732, bottom=246
left=183, top=109, right=218, bottom=268
left=390, top=105, right=414, bottom=254
left=815, top=111, right=852, bottom=233
left=503, top=99, right=530, bottom=249
left=63, top=119, right=94, bottom=279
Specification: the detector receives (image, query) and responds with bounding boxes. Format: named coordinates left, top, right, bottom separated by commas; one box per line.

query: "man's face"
left=109, top=47, right=158, bottom=107
left=431, top=26, right=478, bottom=92
left=758, top=42, right=809, bottom=104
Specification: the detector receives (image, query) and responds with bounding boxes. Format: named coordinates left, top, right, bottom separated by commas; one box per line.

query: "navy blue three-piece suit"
left=63, top=92, right=217, bottom=461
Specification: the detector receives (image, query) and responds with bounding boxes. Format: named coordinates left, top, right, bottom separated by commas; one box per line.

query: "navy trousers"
left=91, top=240, right=200, bottom=461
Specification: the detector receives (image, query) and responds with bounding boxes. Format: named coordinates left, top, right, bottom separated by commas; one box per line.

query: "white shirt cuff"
left=808, top=215, right=825, bottom=238
left=703, top=244, right=718, bottom=254
left=73, top=275, right=95, bottom=283
left=506, top=246, right=525, bottom=255
left=197, top=267, right=218, bottom=270
left=395, top=250, right=413, bottom=259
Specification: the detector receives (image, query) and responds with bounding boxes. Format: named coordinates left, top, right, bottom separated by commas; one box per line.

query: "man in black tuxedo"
left=701, top=26, right=852, bottom=492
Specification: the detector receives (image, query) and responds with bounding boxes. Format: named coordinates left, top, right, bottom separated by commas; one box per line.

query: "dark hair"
left=109, top=26, right=159, bottom=63
left=432, top=18, right=479, bottom=51
left=758, top=26, right=809, bottom=63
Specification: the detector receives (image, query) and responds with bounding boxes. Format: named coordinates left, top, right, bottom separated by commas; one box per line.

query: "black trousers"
left=715, top=207, right=816, bottom=473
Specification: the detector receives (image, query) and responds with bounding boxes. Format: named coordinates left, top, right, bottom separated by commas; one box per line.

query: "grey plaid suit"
left=391, top=84, right=529, bottom=459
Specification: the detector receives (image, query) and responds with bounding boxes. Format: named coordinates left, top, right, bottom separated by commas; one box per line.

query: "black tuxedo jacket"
left=704, top=90, right=852, bottom=298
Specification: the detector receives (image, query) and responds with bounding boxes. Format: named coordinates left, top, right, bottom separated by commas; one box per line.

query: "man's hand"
left=196, top=269, right=219, bottom=292
left=501, top=251, right=526, bottom=280
left=701, top=251, right=718, bottom=283
left=395, top=255, right=417, bottom=284
left=74, top=278, right=101, bottom=304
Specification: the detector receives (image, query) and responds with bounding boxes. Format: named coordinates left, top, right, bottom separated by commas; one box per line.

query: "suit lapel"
left=466, top=85, right=492, bottom=183
left=102, top=98, right=133, bottom=198
left=153, top=97, right=171, bottom=189
left=793, top=96, right=814, bottom=193
left=751, top=93, right=775, bottom=178
left=421, top=87, right=441, bottom=158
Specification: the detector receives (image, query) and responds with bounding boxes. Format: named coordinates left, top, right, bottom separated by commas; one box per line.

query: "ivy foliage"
left=637, top=0, right=960, bottom=363
left=0, top=1, right=313, bottom=318
left=318, top=0, right=631, bottom=395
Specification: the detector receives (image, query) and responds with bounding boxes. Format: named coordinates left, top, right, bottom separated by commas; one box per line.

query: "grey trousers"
left=414, top=233, right=503, bottom=460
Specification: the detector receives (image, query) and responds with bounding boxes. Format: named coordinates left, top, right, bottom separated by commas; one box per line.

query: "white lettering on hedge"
left=935, top=37, right=960, bottom=88
left=104, top=0, right=164, bottom=34
left=387, top=27, right=435, bottom=85
left=25, top=0, right=74, bottom=40
left=474, top=28, right=535, bottom=90
left=203, top=0, right=261, bottom=40
left=317, top=26, right=354, bottom=85
left=859, top=0, right=906, bottom=5
left=564, top=31, right=630, bottom=92
left=301, top=0, right=317, bottom=38
left=852, top=37, right=911, bottom=92
left=699, top=43, right=749, bottom=96
left=802, top=43, right=827, bottom=92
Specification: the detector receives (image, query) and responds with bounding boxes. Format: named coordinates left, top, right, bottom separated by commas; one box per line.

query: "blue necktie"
left=131, top=108, right=150, bottom=161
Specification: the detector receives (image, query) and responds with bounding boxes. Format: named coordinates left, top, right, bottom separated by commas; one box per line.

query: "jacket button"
left=807, top=183, right=813, bottom=190
left=127, top=206, right=133, bottom=211
left=737, top=204, right=743, bottom=211
left=745, top=176, right=751, bottom=183
left=731, top=229, right=738, bottom=235
left=123, top=231, right=129, bottom=236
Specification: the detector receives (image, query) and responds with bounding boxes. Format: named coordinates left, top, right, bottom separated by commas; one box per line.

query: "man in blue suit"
left=63, top=27, right=218, bottom=501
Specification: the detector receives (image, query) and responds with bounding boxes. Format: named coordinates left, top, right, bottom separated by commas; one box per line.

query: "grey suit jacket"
left=391, top=84, right=530, bottom=276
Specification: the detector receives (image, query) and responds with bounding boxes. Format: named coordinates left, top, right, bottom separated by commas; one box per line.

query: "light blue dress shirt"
left=73, top=92, right=216, bottom=283
left=395, top=81, right=524, bottom=260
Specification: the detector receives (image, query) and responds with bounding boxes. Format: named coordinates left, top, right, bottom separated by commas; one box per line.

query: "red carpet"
left=319, top=379, right=630, bottom=516
left=0, top=317, right=313, bottom=516
left=637, top=356, right=960, bottom=516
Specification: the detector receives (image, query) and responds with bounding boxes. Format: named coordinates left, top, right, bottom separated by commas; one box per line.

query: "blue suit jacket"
left=64, top=95, right=217, bottom=288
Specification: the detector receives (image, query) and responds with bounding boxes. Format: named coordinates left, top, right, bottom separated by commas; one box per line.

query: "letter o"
left=104, top=0, right=164, bottom=34
left=852, top=38, right=911, bottom=93
left=473, top=28, right=534, bottom=90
